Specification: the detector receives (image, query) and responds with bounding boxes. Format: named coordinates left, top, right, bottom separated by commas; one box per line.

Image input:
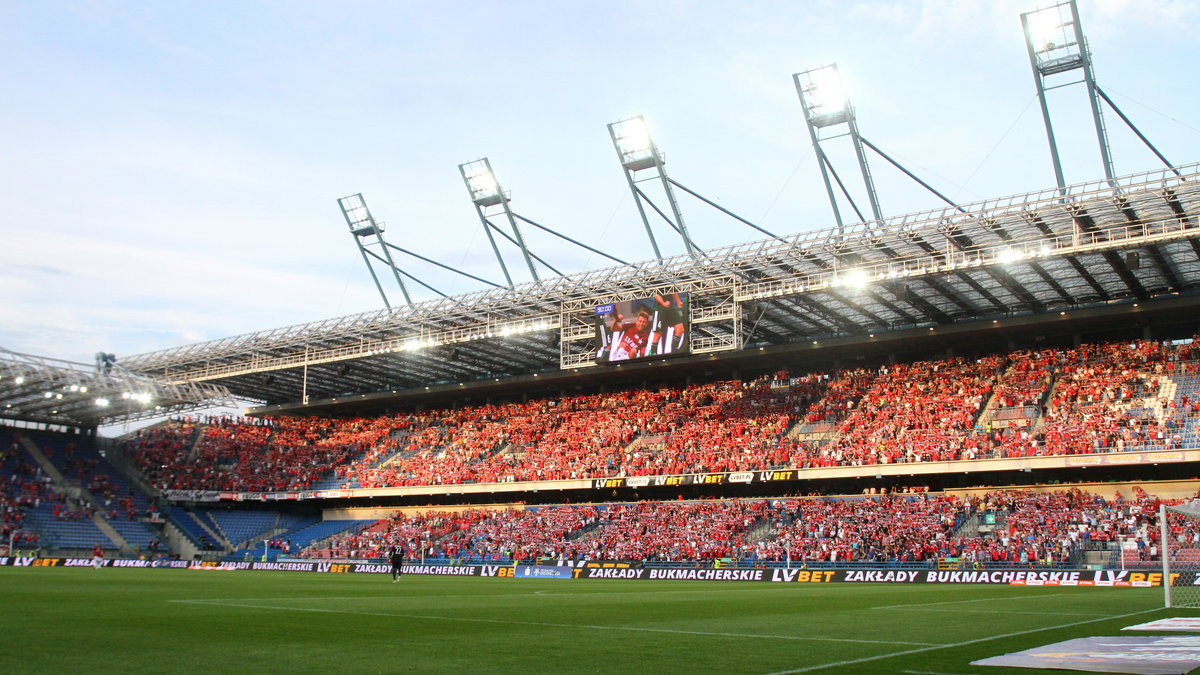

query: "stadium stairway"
left=224, top=518, right=360, bottom=561
left=311, top=430, right=413, bottom=490
left=279, top=519, right=359, bottom=551
left=191, top=509, right=230, bottom=546
left=742, top=515, right=777, bottom=546
left=206, top=509, right=279, bottom=549
left=1170, top=372, right=1200, bottom=446
left=950, top=510, right=1003, bottom=540
left=15, top=434, right=132, bottom=552
left=18, top=432, right=169, bottom=554
left=162, top=506, right=226, bottom=556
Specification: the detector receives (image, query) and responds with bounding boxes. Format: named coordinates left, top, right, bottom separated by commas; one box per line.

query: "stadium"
left=6, top=1, right=1200, bottom=673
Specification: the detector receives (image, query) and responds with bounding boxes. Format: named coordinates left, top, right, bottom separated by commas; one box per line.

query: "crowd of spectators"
left=801, top=356, right=1002, bottom=466
left=125, top=415, right=394, bottom=492
left=1, top=433, right=48, bottom=552
left=294, top=487, right=1187, bottom=566
left=119, top=336, right=1200, bottom=494
left=751, top=493, right=964, bottom=563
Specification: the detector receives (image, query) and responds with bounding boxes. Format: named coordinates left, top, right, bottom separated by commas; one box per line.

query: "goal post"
left=1162, top=502, right=1200, bottom=608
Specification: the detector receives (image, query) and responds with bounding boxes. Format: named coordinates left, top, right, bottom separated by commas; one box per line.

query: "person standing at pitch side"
left=389, top=545, right=404, bottom=582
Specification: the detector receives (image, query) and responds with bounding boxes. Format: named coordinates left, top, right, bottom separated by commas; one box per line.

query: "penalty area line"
left=762, top=606, right=1162, bottom=674
left=888, top=607, right=1104, bottom=617
left=168, top=599, right=937, bottom=646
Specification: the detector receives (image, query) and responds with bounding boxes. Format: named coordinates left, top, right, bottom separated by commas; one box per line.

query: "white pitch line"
left=762, top=606, right=1161, bottom=674
left=169, top=599, right=938, bottom=646
left=871, top=591, right=1067, bottom=610
left=886, top=608, right=1103, bottom=617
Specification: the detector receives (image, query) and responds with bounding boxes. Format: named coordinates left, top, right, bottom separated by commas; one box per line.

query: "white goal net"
left=1163, top=502, right=1200, bottom=608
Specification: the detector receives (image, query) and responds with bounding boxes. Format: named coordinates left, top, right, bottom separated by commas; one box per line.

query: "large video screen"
left=595, top=293, right=690, bottom=364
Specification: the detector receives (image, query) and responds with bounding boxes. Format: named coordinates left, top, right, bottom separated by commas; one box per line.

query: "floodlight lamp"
left=467, top=169, right=499, bottom=201
left=461, top=159, right=505, bottom=207
left=997, top=248, right=1024, bottom=265
left=809, top=67, right=847, bottom=110
left=14, top=376, right=24, bottom=385
left=95, top=398, right=110, bottom=407
left=1023, top=5, right=1072, bottom=55
left=800, top=65, right=850, bottom=128
left=610, top=116, right=657, bottom=170
left=842, top=268, right=869, bottom=289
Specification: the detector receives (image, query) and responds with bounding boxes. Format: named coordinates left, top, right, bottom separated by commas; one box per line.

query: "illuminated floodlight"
left=460, top=159, right=504, bottom=207
left=997, top=248, right=1025, bottom=264
left=808, top=67, right=847, bottom=113
left=1021, top=1, right=1084, bottom=76
left=1022, top=3, right=1074, bottom=55
left=95, top=398, right=110, bottom=407
left=609, top=115, right=658, bottom=170
left=841, top=268, right=870, bottom=289
left=797, top=64, right=851, bottom=128
left=14, top=376, right=24, bottom=385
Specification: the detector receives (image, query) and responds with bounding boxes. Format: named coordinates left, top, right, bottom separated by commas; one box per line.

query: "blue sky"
left=2, top=0, right=1198, bottom=366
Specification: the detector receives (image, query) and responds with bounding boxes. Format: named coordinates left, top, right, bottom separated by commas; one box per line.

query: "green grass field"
left=1, top=567, right=1195, bottom=674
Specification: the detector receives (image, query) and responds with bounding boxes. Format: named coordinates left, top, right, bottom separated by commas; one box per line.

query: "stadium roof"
left=102, top=163, right=1200, bottom=415
left=0, top=348, right=236, bottom=428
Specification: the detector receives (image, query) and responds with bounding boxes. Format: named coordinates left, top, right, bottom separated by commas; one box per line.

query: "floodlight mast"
left=340, top=194, right=503, bottom=307
left=793, top=64, right=883, bottom=236
left=338, top=193, right=411, bottom=308
left=792, top=64, right=971, bottom=230
left=459, top=158, right=540, bottom=285
left=1020, top=0, right=1115, bottom=192
left=607, top=115, right=699, bottom=259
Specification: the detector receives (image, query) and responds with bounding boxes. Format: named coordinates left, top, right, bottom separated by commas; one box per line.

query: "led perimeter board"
left=595, top=293, right=690, bottom=364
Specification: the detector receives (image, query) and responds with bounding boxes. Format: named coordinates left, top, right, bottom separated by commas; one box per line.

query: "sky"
left=3, top=0, right=1199, bottom=368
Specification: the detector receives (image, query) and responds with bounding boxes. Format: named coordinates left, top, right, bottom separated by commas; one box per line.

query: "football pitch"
left=1, top=567, right=1194, bottom=674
